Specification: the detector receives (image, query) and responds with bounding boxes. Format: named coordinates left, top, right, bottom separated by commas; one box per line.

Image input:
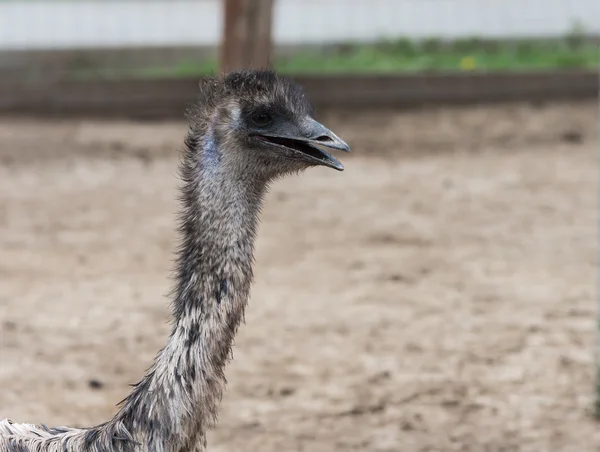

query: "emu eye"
left=251, top=112, right=272, bottom=127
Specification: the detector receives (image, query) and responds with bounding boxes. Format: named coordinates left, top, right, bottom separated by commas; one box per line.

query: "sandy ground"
left=0, top=100, right=598, bottom=451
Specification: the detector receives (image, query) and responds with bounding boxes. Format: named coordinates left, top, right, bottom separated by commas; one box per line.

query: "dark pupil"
left=253, top=113, right=271, bottom=126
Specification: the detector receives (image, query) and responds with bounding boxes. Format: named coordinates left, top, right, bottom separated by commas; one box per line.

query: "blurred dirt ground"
left=0, top=100, right=598, bottom=451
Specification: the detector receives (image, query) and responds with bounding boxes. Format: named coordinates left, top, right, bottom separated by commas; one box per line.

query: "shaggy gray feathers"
left=0, top=70, right=318, bottom=452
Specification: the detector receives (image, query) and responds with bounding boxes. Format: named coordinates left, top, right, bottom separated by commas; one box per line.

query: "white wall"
left=1, top=0, right=599, bottom=50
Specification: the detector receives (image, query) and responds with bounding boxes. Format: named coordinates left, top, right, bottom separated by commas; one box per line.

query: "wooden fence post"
left=220, top=0, right=274, bottom=73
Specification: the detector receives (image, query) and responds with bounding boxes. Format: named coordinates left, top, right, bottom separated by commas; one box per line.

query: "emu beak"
left=294, top=117, right=350, bottom=171
left=257, top=117, right=350, bottom=171
left=301, top=117, right=351, bottom=153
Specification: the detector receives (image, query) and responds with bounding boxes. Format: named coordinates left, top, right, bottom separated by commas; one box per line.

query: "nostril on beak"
left=314, top=135, right=333, bottom=143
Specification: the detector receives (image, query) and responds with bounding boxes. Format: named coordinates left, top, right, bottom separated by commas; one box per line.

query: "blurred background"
left=0, top=1, right=599, bottom=451
left=1, top=0, right=599, bottom=113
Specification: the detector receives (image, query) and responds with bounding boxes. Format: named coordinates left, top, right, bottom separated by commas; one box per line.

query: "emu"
left=0, top=70, right=349, bottom=452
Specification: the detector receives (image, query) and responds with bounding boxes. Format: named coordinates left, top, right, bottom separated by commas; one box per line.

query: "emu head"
left=191, top=70, right=350, bottom=180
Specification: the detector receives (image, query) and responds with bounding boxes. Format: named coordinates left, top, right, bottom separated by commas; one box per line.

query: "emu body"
left=0, top=70, right=349, bottom=452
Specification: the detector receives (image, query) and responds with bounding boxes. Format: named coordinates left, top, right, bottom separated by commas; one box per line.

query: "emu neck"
left=114, top=130, right=266, bottom=452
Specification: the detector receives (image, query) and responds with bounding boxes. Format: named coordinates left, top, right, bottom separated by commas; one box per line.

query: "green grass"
left=73, top=37, right=600, bottom=80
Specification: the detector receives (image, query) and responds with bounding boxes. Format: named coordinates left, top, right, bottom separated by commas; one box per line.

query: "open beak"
left=256, top=117, right=350, bottom=171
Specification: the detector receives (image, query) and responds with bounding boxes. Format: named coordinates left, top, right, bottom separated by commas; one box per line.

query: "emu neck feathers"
left=114, top=128, right=266, bottom=451
left=0, top=126, right=265, bottom=452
